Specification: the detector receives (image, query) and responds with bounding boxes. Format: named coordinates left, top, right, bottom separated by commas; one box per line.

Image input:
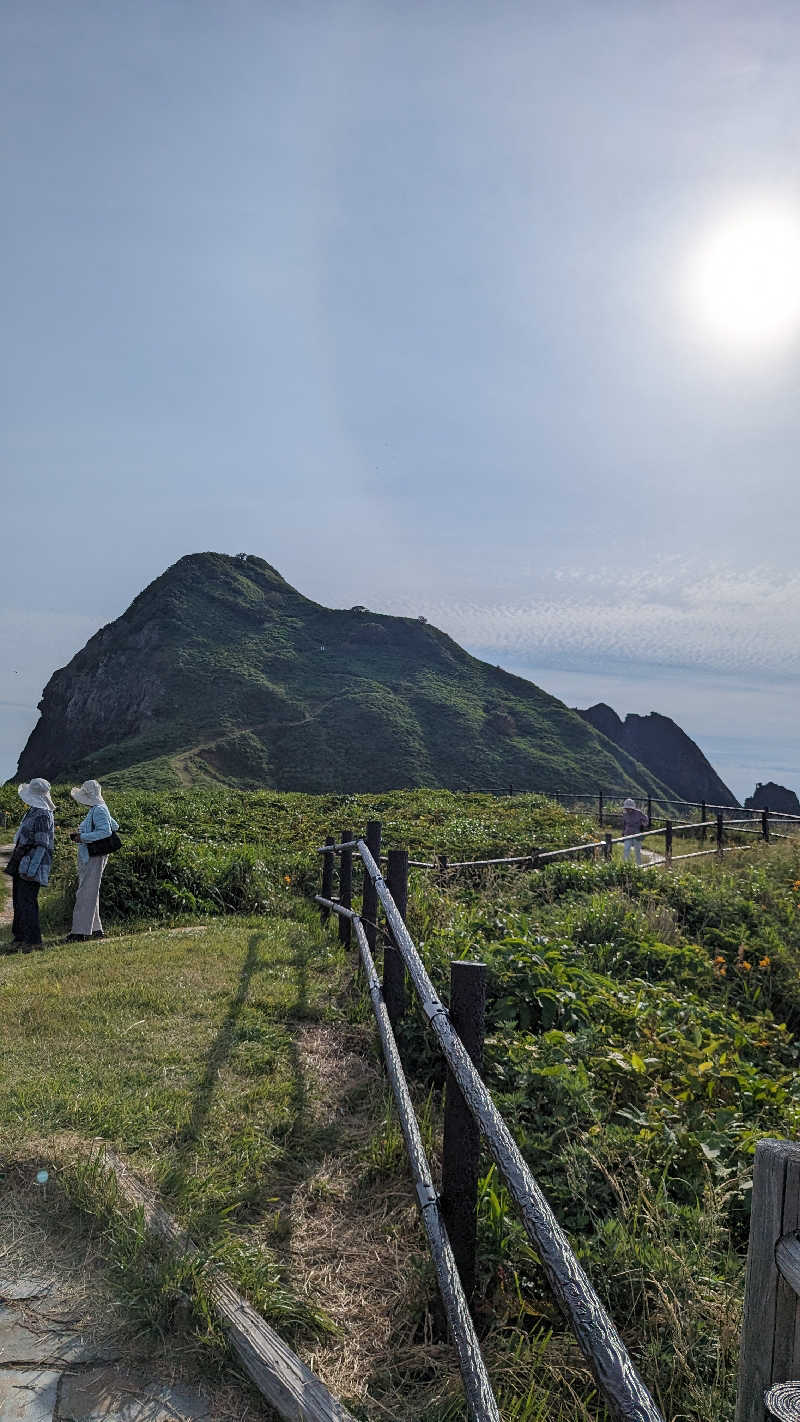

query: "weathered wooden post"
left=362, top=821, right=381, bottom=954
left=598, top=790, right=604, bottom=826
left=441, top=960, right=486, bottom=1308
left=339, top=829, right=352, bottom=948
left=717, top=812, right=724, bottom=858
left=436, top=853, right=449, bottom=883
left=701, top=800, right=707, bottom=846
left=736, top=1139, right=800, bottom=1422
left=604, top=832, right=612, bottom=861
left=320, top=835, right=335, bottom=922
left=383, top=849, right=408, bottom=1032
left=665, top=819, right=673, bottom=866
left=763, top=808, right=771, bottom=843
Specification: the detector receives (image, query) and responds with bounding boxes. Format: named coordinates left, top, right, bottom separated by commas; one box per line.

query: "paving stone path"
left=0, top=1277, right=218, bottom=1421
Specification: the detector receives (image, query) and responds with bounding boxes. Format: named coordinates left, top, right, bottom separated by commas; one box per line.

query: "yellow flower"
left=284, top=875, right=292, bottom=884
left=759, top=956, right=771, bottom=969
left=741, top=960, right=752, bottom=972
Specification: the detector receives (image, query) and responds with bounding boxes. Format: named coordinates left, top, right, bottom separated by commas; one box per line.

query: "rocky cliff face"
left=576, top=703, right=738, bottom=807
left=744, top=782, right=800, bottom=815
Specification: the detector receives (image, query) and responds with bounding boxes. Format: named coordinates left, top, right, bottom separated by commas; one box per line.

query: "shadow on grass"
left=161, top=931, right=265, bottom=1201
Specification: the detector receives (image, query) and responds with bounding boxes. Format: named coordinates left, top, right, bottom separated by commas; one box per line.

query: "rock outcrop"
left=576, top=703, right=738, bottom=806
left=744, top=782, right=800, bottom=815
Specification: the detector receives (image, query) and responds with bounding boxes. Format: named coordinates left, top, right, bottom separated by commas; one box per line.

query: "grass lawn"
left=0, top=912, right=352, bottom=1331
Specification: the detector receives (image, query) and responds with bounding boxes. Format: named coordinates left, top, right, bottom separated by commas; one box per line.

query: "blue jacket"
left=14, top=808, right=55, bottom=885
left=78, top=802, right=119, bottom=866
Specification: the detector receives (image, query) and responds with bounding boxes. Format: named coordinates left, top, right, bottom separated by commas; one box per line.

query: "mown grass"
left=0, top=910, right=346, bottom=1342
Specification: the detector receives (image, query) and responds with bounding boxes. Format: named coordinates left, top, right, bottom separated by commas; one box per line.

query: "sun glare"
left=687, top=203, right=800, bottom=350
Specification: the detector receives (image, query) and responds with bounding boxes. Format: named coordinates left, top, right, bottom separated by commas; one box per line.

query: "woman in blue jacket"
left=7, top=778, right=56, bottom=952
left=67, top=780, right=119, bottom=942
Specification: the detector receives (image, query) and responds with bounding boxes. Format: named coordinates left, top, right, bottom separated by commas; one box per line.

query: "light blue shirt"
left=78, top=802, right=119, bottom=865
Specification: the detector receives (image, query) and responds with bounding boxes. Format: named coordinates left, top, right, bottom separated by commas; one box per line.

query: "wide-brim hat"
left=70, top=779, right=104, bottom=807
left=623, top=797, right=636, bottom=809
left=18, top=778, right=56, bottom=812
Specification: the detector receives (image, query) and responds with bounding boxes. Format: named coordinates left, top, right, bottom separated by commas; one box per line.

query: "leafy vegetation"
left=2, top=781, right=800, bottom=1419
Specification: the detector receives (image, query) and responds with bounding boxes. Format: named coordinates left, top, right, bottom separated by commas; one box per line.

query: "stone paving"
left=0, top=1279, right=214, bottom=1421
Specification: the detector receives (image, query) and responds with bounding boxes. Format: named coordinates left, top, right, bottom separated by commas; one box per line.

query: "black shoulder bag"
left=86, top=807, right=123, bottom=858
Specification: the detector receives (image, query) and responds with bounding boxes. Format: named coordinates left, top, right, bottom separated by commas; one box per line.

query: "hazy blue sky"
left=3, top=0, right=800, bottom=799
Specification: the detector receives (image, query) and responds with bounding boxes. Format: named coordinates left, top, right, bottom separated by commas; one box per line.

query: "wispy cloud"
left=387, top=561, right=800, bottom=679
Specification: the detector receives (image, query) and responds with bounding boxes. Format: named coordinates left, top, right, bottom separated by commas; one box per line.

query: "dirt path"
left=0, top=1165, right=270, bottom=1421
left=0, top=843, right=13, bottom=930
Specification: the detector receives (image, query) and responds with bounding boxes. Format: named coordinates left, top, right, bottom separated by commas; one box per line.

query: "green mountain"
left=15, top=552, right=679, bottom=796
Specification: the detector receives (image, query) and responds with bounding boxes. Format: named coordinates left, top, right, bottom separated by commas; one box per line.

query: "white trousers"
left=622, top=836, right=642, bottom=866
left=71, top=855, right=108, bottom=936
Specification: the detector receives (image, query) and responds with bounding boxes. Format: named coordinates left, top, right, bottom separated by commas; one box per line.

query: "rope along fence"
left=312, top=810, right=800, bottom=1422
left=314, top=823, right=663, bottom=1422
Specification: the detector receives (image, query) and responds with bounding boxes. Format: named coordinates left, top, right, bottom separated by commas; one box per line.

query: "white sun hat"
left=623, top=797, right=636, bottom=809
left=70, top=779, right=104, bottom=807
left=18, top=778, right=56, bottom=812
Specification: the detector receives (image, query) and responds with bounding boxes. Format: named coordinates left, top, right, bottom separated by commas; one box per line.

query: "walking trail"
left=0, top=1169, right=267, bottom=1422
left=1, top=843, right=14, bottom=931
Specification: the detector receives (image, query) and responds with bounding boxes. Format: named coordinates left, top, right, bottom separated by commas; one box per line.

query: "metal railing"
left=314, top=827, right=664, bottom=1422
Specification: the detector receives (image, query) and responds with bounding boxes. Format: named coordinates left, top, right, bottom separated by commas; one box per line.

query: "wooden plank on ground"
left=100, top=1147, right=359, bottom=1422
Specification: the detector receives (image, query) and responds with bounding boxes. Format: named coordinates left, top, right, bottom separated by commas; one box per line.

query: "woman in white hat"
left=622, top=797, right=649, bottom=866
left=5, top=778, right=56, bottom=952
left=67, top=779, right=119, bottom=943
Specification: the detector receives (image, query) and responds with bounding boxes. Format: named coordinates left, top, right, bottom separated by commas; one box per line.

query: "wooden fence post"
left=363, top=821, right=381, bottom=955
left=604, top=833, right=612, bottom=861
left=339, top=829, right=352, bottom=948
left=701, top=800, right=707, bottom=846
left=441, top=960, right=487, bottom=1309
left=665, top=819, right=673, bottom=866
left=320, top=836, right=334, bottom=922
left=736, top=1139, right=800, bottom=1422
left=436, top=853, right=449, bottom=883
left=509, top=783, right=513, bottom=797
left=599, top=791, right=604, bottom=827
left=647, top=795, right=652, bottom=828
left=717, top=812, right=724, bottom=858
left=763, top=808, right=771, bottom=843
left=383, top=849, right=408, bottom=1032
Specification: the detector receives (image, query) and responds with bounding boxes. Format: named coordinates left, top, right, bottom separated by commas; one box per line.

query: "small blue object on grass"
left=35, top=1170, right=48, bottom=1185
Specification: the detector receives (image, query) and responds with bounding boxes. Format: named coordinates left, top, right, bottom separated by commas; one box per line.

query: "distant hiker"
left=4, top=778, right=56, bottom=952
left=622, top=797, right=649, bottom=866
left=67, top=780, right=119, bottom=942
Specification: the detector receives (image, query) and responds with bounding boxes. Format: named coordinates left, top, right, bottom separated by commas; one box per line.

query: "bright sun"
left=688, top=203, right=800, bottom=350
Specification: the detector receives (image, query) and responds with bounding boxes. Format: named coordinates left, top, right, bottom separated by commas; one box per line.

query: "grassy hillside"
left=3, top=784, right=799, bottom=1419
left=14, top=552, right=679, bottom=798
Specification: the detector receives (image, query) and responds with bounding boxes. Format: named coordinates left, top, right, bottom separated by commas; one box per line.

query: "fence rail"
left=317, top=807, right=782, bottom=876
left=314, top=827, right=664, bottom=1422
left=312, top=792, right=800, bottom=1421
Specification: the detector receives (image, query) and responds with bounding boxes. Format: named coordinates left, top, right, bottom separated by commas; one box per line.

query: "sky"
left=2, top=0, right=800, bottom=801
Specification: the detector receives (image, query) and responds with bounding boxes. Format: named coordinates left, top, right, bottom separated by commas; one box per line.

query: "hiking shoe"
left=64, top=933, right=88, bottom=943
left=91, top=930, right=105, bottom=939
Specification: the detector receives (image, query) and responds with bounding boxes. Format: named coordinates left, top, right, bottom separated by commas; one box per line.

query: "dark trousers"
left=11, top=875, right=42, bottom=946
